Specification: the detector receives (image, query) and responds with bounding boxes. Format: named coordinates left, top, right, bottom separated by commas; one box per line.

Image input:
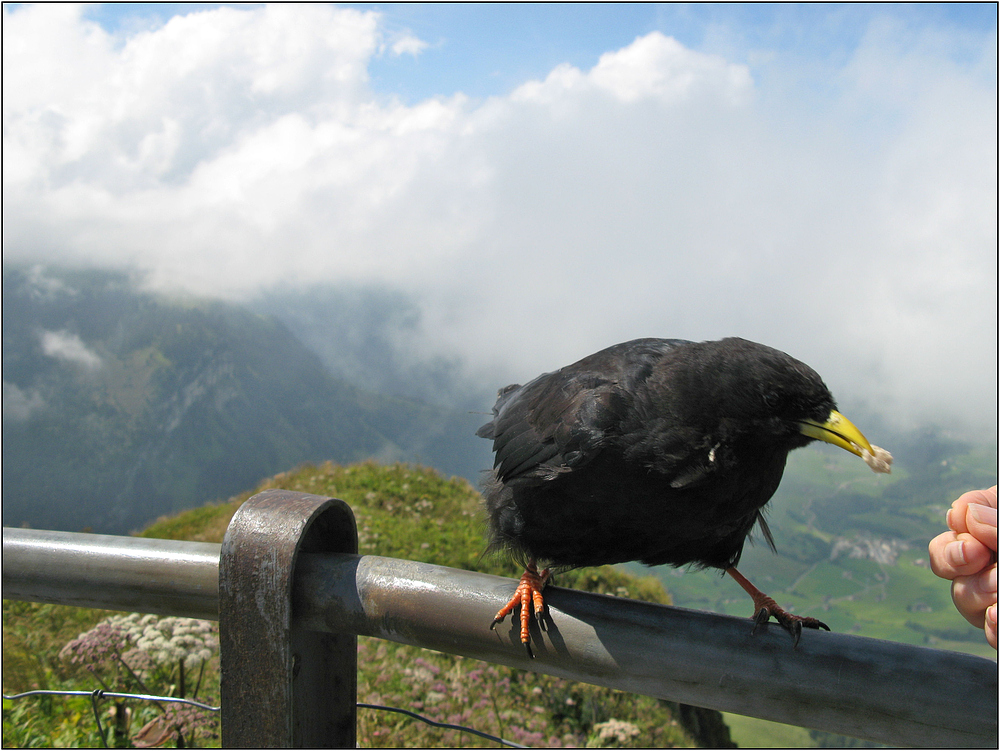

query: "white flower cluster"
left=593, top=718, right=641, bottom=744
left=105, top=613, right=219, bottom=670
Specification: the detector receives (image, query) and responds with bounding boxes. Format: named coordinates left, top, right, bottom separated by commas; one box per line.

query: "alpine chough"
left=478, top=337, right=892, bottom=656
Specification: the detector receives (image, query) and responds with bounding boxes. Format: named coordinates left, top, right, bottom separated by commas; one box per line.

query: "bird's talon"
left=751, top=607, right=770, bottom=635
left=790, top=620, right=802, bottom=648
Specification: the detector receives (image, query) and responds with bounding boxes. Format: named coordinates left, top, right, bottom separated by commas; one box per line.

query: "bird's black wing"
left=478, top=339, right=690, bottom=486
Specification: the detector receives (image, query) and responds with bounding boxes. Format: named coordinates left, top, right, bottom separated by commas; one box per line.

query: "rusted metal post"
left=219, top=489, right=357, bottom=748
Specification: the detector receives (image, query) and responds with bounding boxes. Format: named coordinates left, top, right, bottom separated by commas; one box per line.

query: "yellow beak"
left=798, top=410, right=874, bottom=458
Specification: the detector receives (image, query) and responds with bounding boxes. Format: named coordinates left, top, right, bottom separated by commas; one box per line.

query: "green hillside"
left=4, top=461, right=728, bottom=748
left=637, top=437, right=997, bottom=661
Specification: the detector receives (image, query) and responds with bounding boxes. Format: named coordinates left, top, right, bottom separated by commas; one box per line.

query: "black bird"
left=478, top=337, right=891, bottom=656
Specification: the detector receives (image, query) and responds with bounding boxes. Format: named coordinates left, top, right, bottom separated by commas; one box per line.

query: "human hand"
left=928, top=486, right=997, bottom=649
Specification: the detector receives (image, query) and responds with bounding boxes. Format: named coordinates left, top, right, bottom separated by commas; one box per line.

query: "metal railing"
left=3, top=488, right=997, bottom=748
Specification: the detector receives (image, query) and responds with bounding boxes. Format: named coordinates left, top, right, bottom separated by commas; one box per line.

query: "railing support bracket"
left=219, top=488, right=357, bottom=748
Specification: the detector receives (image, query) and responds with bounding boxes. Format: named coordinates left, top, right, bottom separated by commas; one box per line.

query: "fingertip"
left=986, top=604, right=998, bottom=651
left=928, top=530, right=961, bottom=579
left=967, top=503, right=999, bottom=554
left=945, top=540, right=967, bottom=568
left=968, top=502, right=998, bottom=528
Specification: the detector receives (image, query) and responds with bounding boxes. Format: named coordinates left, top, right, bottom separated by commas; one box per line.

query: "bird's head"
left=672, top=338, right=891, bottom=472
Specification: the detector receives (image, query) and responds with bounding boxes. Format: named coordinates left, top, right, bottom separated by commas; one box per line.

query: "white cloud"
left=39, top=330, right=103, bottom=370
left=3, top=381, right=46, bottom=421
left=390, top=33, right=428, bottom=57
left=2, top=5, right=996, bottom=434
left=588, top=32, right=753, bottom=105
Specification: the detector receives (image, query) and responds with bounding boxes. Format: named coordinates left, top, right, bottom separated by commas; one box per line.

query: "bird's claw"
left=789, top=619, right=803, bottom=647
left=491, top=564, right=550, bottom=658
left=751, top=605, right=771, bottom=636
left=751, top=599, right=829, bottom=647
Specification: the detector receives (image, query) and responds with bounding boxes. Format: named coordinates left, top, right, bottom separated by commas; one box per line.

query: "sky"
left=2, top=3, right=997, bottom=435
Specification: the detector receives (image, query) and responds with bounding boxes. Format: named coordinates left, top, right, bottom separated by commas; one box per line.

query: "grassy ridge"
left=139, top=460, right=675, bottom=600
left=4, top=460, right=704, bottom=748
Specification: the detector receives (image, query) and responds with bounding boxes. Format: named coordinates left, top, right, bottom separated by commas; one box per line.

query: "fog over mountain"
left=3, top=4, right=996, bottom=437
left=2, top=266, right=493, bottom=533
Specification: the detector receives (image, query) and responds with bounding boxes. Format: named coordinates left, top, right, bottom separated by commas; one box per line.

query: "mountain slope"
left=2, top=266, right=488, bottom=533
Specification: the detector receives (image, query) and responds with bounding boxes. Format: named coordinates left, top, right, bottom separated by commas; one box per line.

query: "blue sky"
left=4, top=3, right=997, bottom=432
left=82, top=3, right=996, bottom=102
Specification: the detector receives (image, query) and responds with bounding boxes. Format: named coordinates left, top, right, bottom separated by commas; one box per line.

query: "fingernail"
left=987, top=566, right=997, bottom=594
left=969, top=503, right=997, bottom=526
left=946, top=508, right=956, bottom=530
left=987, top=604, right=997, bottom=628
left=946, top=540, right=967, bottom=567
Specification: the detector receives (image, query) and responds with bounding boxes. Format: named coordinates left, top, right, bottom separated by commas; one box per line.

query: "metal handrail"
left=3, top=528, right=219, bottom=619
left=3, top=525, right=998, bottom=748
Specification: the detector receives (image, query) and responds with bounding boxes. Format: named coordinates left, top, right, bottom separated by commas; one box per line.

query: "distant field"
left=632, top=443, right=998, bottom=661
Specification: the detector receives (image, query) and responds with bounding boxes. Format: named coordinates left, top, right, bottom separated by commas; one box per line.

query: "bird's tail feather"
left=754, top=511, right=777, bottom=553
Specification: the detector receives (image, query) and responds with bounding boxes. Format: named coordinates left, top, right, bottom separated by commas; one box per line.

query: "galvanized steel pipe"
left=3, top=527, right=219, bottom=620
left=295, top=553, right=997, bottom=748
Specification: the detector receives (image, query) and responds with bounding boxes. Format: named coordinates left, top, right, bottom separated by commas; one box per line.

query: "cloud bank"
left=39, top=329, right=103, bottom=370
left=3, top=4, right=996, bottom=433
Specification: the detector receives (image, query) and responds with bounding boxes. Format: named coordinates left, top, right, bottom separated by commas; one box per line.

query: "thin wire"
left=358, top=702, right=528, bottom=749
left=89, top=691, right=108, bottom=748
left=3, top=689, right=221, bottom=712
left=3, top=690, right=529, bottom=748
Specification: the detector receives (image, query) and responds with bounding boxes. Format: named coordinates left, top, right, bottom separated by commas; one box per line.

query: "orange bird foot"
left=727, top=567, right=829, bottom=647
left=491, top=561, right=550, bottom=658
